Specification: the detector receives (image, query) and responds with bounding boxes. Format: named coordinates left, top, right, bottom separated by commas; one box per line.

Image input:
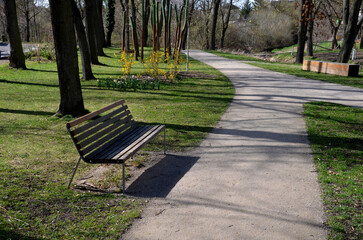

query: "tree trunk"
left=105, top=0, right=116, bottom=47
left=144, top=0, right=151, bottom=46
left=4, top=0, right=26, bottom=69
left=141, top=0, right=146, bottom=61
left=338, top=0, right=363, bottom=63
left=124, top=0, right=130, bottom=51
left=49, top=0, right=86, bottom=117
left=71, top=0, right=95, bottom=80
left=219, top=0, right=232, bottom=49
left=95, top=0, right=106, bottom=55
left=176, top=0, right=188, bottom=55
left=296, top=0, right=309, bottom=64
left=162, top=0, right=169, bottom=58
left=360, top=9, right=363, bottom=49
left=25, top=9, right=30, bottom=42
left=32, top=5, right=39, bottom=42
left=130, top=0, right=139, bottom=57
left=209, top=0, right=221, bottom=50
left=205, top=17, right=210, bottom=49
left=331, top=27, right=338, bottom=49
left=85, top=0, right=100, bottom=64
left=130, top=16, right=139, bottom=60
left=122, top=11, right=126, bottom=50
left=342, top=0, right=349, bottom=33
left=182, top=0, right=194, bottom=50
left=306, top=15, right=314, bottom=56
left=157, top=2, right=163, bottom=51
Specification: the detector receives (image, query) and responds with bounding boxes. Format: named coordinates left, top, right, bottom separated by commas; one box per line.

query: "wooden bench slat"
left=78, top=115, right=133, bottom=151
left=112, top=125, right=160, bottom=160
left=82, top=125, right=141, bottom=161
left=114, top=125, right=164, bottom=160
left=81, top=120, right=135, bottom=156
left=75, top=110, right=131, bottom=143
left=71, top=105, right=128, bottom=136
left=84, top=125, right=144, bottom=160
left=66, top=99, right=125, bottom=128
left=118, top=126, right=164, bottom=161
left=95, top=125, right=155, bottom=160
left=77, top=115, right=133, bottom=149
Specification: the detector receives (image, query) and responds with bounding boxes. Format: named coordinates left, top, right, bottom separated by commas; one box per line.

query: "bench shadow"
left=126, top=154, right=199, bottom=198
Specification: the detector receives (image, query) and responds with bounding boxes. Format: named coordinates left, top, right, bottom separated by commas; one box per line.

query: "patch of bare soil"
left=178, top=71, right=221, bottom=79
left=74, top=152, right=165, bottom=193
left=314, top=51, right=363, bottom=67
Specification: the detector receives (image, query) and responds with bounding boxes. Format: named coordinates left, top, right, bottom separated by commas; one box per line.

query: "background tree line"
left=2, top=0, right=362, bottom=115
left=1, top=0, right=362, bottom=57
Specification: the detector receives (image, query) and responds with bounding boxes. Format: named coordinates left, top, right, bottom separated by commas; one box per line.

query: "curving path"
left=121, top=50, right=363, bottom=240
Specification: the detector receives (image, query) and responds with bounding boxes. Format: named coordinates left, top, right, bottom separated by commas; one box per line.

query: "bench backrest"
left=66, top=99, right=135, bottom=158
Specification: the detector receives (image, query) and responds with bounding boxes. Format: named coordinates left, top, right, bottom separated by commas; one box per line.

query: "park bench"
left=66, top=99, right=165, bottom=193
left=302, top=60, right=359, bottom=77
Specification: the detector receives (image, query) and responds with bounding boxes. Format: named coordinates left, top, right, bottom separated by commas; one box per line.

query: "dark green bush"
left=97, top=76, right=161, bottom=91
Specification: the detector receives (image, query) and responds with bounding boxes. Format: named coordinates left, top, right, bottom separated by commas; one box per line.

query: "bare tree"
left=105, top=0, right=116, bottom=47
left=71, top=0, right=95, bottom=80
left=130, top=0, right=139, bottom=57
left=296, top=0, right=312, bottom=64
left=322, top=0, right=342, bottom=49
left=17, top=0, right=31, bottom=42
left=306, top=0, right=323, bottom=57
left=0, top=3, right=5, bottom=36
left=209, top=0, right=221, bottom=50
left=49, top=0, right=86, bottom=116
left=338, top=0, right=363, bottom=63
left=182, top=0, right=195, bottom=50
left=143, top=0, right=151, bottom=47
left=96, top=0, right=106, bottom=52
left=120, top=0, right=130, bottom=51
left=219, top=0, right=232, bottom=49
left=4, top=0, right=26, bottom=69
left=85, top=0, right=100, bottom=64
left=16, top=0, right=43, bottom=42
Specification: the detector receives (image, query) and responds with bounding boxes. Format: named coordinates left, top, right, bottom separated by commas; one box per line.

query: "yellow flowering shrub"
left=116, top=51, right=135, bottom=76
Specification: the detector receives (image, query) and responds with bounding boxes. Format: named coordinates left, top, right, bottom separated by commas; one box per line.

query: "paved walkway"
left=122, top=50, right=363, bottom=240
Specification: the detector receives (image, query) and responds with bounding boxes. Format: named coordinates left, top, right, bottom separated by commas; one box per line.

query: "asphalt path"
left=122, top=50, right=363, bottom=240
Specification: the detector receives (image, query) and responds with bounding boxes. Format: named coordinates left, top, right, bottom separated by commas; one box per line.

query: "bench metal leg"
left=122, top=160, right=126, bottom=194
left=68, top=157, right=82, bottom=189
left=164, top=127, right=166, bottom=155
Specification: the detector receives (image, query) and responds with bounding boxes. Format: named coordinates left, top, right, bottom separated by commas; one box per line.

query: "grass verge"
left=210, top=50, right=363, bottom=89
left=0, top=47, right=234, bottom=239
left=304, top=102, right=362, bottom=240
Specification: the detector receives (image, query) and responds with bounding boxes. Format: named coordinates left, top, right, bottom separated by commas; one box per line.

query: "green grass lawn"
left=304, top=102, right=363, bottom=240
left=0, top=47, right=234, bottom=239
left=209, top=50, right=363, bottom=89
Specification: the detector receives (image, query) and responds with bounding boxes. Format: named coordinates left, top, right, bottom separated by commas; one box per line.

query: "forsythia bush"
left=116, top=51, right=136, bottom=75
